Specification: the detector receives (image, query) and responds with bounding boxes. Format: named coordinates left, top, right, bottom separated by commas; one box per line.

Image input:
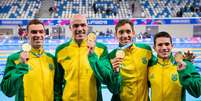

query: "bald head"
left=69, top=14, right=88, bottom=46
left=70, top=14, right=87, bottom=25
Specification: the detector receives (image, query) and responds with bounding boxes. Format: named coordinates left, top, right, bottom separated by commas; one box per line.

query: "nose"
left=76, top=25, right=83, bottom=30
left=121, top=32, right=128, bottom=37
left=161, top=44, right=168, bottom=50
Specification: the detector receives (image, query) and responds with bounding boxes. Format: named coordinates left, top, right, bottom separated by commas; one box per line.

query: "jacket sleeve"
left=0, top=55, right=29, bottom=97
left=178, top=61, right=201, bottom=98
left=54, top=51, right=64, bottom=101
left=54, top=62, right=64, bottom=101
left=88, top=48, right=122, bottom=94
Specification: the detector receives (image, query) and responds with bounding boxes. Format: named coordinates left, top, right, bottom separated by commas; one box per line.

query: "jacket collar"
left=157, top=53, right=176, bottom=66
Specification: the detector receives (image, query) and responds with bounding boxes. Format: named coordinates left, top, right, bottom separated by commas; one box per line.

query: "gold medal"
left=22, top=43, right=31, bottom=52
left=87, top=32, right=96, bottom=42
left=116, top=50, right=125, bottom=58
left=175, top=52, right=184, bottom=63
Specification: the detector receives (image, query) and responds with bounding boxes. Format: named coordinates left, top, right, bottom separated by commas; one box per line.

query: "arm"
left=88, top=48, right=122, bottom=94
left=54, top=62, right=64, bottom=101
left=1, top=55, right=29, bottom=97
left=178, top=61, right=201, bottom=98
left=54, top=49, right=64, bottom=101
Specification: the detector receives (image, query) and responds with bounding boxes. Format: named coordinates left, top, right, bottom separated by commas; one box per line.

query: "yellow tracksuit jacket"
left=1, top=48, right=56, bottom=101
left=109, top=43, right=154, bottom=101
left=148, top=54, right=201, bottom=101
left=55, top=39, right=109, bottom=101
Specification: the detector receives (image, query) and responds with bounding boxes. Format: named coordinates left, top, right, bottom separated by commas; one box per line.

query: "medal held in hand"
left=115, top=49, right=125, bottom=72
left=22, top=43, right=31, bottom=52
left=175, top=52, right=184, bottom=63
left=87, top=32, right=96, bottom=42
left=116, top=50, right=125, bottom=59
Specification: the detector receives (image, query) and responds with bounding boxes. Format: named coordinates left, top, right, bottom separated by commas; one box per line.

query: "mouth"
left=75, top=30, right=85, bottom=35
left=34, top=40, right=43, bottom=43
left=121, top=39, right=131, bottom=44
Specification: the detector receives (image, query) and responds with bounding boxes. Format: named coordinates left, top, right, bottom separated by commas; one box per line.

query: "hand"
left=20, top=51, right=29, bottom=64
left=175, top=51, right=184, bottom=63
left=111, top=57, right=123, bottom=72
left=184, top=50, right=196, bottom=62
left=87, top=40, right=96, bottom=54
left=177, top=61, right=186, bottom=71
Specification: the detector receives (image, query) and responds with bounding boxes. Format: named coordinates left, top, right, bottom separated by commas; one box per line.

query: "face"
left=27, top=24, right=45, bottom=49
left=116, top=23, right=135, bottom=46
left=70, top=15, right=88, bottom=43
left=154, top=37, right=173, bottom=59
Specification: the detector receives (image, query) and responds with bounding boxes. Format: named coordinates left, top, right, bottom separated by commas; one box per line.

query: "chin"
left=163, top=56, right=169, bottom=59
left=34, top=45, right=43, bottom=49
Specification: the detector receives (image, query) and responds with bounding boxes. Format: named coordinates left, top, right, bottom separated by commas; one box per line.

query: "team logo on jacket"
left=49, top=64, right=54, bottom=70
left=142, top=57, right=147, bottom=64
left=171, top=74, right=178, bottom=81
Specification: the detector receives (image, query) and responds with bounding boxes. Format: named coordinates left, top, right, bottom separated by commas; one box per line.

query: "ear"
left=24, top=32, right=28, bottom=36
left=153, top=45, right=156, bottom=51
left=69, top=25, right=72, bottom=31
left=132, top=31, right=135, bottom=35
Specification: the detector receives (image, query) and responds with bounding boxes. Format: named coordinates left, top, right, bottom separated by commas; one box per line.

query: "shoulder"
left=55, top=40, right=72, bottom=54
left=135, top=43, right=152, bottom=51
left=44, top=52, right=55, bottom=59
left=96, top=42, right=107, bottom=49
left=109, top=49, right=118, bottom=59
left=7, top=51, right=22, bottom=60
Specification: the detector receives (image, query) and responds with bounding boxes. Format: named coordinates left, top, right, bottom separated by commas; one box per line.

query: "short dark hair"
left=27, top=19, right=44, bottom=31
left=115, top=19, right=134, bottom=33
left=154, top=31, right=172, bottom=46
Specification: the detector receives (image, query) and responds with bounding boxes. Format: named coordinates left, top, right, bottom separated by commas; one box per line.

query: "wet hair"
left=154, top=31, right=172, bottom=46
left=115, top=19, right=134, bottom=33
left=26, top=19, right=44, bottom=31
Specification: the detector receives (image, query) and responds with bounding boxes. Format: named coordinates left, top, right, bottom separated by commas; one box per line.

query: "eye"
left=80, top=23, right=86, bottom=27
left=72, top=23, right=86, bottom=28
left=165, top=43, right=170, bottom=46
left=158, top=43, right=163, bottom=46
left=119, top=30, right=124, bottom=34
left=118, top=30, right=132, bottom=35
left=30, top=30, right=37, bottom=34
left=72, top=24, right=79, bottom=28
left=126, top=30, right=131, bottom=34
left=30, top=30, right=44, bottom=34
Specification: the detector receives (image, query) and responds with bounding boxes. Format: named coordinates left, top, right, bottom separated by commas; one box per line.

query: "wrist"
left=177, top=61, right=186, bottom=71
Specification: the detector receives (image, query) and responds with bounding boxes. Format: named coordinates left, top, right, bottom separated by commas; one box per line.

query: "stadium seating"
left=0, top=0, right=41, bottom=18
left=51, top=0, right=132, bottom=18
left=140, top=0, right=201, bottom=18
left=1, top=0, right=200, bottom=18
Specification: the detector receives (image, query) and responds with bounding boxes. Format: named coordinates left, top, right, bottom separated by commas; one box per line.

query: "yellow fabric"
left=148, top=57, right=182, bottom=101
left=57, top=39, right=104, bottom=101
left=119, top=44, right=152, bottom=101
left=23, top=48, right=55, bottom=101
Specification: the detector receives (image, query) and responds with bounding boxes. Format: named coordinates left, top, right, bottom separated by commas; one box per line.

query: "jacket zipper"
left=78, top=47, right=80, bottom=101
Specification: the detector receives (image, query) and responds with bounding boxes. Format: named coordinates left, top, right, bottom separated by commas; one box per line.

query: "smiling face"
left=27, top=19, right=45, bottom=49
left=69, top=14, right=88, bottom=44
left=154, top=37, right=173, bottom=59
left=153, top=32, right=173, bottom=59
left=115, top=20, right=135, bottom=47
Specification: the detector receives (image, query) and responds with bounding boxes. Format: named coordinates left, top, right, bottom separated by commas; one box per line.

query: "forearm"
left=178, top=61, right=201, bottom=98
left=1, top=63, right=28, bottom=97
left=54, top=63, right=64, bottom=101
left=88, top=53, right=122, bottom=94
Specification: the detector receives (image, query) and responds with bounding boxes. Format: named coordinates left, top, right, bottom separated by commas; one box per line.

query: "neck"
left=75, top=39, right=83, bottom=47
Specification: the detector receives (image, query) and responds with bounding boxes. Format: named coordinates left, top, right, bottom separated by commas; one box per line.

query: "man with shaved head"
left=55, top=14, right=118, bottom=101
